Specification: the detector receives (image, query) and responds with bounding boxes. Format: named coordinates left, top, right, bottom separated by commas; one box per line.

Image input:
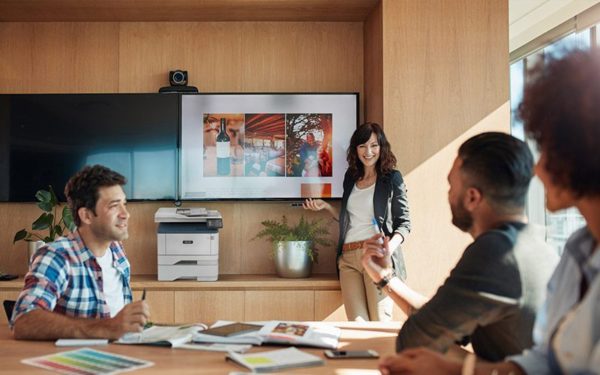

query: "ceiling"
left=509, top=0, right=600, bottom=51
left=0, top=0, right=379, bottom=22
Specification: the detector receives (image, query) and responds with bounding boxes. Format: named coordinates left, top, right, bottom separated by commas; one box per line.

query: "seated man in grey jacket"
left=362, top=132, right=558, bottom=361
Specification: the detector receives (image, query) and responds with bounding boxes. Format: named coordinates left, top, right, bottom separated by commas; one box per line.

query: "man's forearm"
left=386, top=277, right=429, bottom=314
left=13, top=309, right=117, bottom=340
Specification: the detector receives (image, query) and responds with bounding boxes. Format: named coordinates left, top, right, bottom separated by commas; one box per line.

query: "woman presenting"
left=304, top=122, right=411, bottom=321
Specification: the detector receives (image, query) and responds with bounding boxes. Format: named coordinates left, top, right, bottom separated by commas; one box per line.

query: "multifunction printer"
left=154, top=207, right=223, bottom=281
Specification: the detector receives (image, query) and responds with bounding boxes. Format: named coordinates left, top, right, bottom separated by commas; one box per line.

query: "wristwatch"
left=374, top=271, right=394, bottom=290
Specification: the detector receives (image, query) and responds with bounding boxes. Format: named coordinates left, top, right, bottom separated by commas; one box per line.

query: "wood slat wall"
left=0, top=1, right=509, bottom=322
left=371, top=0, right=510, bottom=299
left=0, top=21, right=360, bottom=276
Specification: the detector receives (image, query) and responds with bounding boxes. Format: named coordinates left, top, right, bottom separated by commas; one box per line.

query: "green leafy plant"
left=13, top=186, right=76, bottom=244
left=253, top=215, right=334, bottom=263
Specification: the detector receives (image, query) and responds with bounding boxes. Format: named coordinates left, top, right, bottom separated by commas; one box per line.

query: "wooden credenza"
left=0, top=274, right=347, bottom=325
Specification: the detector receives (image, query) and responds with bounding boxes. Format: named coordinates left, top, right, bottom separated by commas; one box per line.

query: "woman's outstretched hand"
left=303, top=198, right=329, bottom=211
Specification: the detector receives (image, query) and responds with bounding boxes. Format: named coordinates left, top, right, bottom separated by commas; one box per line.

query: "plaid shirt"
left=10, top=230, right=132, bottom=328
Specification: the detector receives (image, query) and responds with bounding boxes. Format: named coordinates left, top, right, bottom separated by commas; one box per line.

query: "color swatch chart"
left=22, top=348, right=153, bottom=374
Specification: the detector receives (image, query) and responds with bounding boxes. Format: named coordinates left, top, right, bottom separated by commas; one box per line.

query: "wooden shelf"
left=0, top=274, right=344, bottom=323
left=0, top=0, right=379, bottom=22
left=133, top=274, right=340, bottom=290
left=0, top=274, right=340, bottom=291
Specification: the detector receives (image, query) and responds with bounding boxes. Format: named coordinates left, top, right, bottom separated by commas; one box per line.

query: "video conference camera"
left=159, top=69, right=198, bottom=93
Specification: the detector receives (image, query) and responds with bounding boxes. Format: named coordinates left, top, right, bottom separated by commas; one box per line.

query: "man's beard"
left=451, top=199, right=473, bottom=232
left=91, top=222, right=129, bottom=243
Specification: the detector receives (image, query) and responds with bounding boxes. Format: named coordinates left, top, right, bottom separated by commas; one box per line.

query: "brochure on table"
left=226, top=347, right=325, bottom=373
left=193, top=321, right=341, bottom=349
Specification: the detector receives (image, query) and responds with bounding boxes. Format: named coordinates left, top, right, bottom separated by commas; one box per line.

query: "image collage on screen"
left=203, top=113, right=333, bottom=180
left=181, top=94, right=356, bottom=199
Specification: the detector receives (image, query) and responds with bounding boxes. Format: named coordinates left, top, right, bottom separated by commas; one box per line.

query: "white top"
left=96, top=248, right=125, bottom=318
left=344, top=183, right=378, bottom=244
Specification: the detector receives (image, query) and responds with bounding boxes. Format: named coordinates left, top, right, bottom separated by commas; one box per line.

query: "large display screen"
left=180, top=93, right=358, bottom=199
left=0, top=94, right=179, bottom=201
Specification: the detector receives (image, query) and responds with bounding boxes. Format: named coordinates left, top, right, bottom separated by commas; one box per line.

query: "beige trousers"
left=338, top=248, right=393, bottom=321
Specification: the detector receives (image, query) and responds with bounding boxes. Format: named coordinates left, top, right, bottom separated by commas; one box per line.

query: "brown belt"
left=342, top=241, right=364, bottom=252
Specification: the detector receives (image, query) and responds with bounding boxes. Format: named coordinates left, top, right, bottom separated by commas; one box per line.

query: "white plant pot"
left=27, top=240, right=45, bottom=266
left=273, top=241, right=312, bottom=278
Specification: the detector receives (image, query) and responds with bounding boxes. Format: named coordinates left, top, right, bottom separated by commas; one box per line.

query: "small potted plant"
left=254, top=215, right=333, bottom=278
left=13, top=186, right=76, bottom=263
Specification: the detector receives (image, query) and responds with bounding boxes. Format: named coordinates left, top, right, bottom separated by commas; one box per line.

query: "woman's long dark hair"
left=346, top=122, right=397, bottom=180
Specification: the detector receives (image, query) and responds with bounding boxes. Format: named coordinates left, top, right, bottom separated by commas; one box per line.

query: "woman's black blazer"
left=336, top=169, right=411, bottom=280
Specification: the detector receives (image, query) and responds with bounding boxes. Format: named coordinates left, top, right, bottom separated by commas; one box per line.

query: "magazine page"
left=259, top=321, right=341, bottom=349
left=192, top=321, right=264, bottom=345
left=226, top=347, right=324, bottom=373
left=117, top=324, right=205, bottom=347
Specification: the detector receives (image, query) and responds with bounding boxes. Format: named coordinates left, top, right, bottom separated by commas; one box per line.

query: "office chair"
left=3, top=300, right=15, bottom=322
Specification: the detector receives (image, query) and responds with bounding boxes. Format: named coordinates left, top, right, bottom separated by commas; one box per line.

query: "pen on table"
left=141, top=288, right=146, bottom=301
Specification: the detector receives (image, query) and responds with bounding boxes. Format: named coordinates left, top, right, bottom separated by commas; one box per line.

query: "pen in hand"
left=140, top=288, right=153, bottom=330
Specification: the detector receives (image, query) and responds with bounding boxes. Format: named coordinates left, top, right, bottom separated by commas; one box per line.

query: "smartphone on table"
left=324, top=349, right=379, bottom=359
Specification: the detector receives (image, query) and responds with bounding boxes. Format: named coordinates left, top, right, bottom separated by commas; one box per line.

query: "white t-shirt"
left=345, top=182, right=378, bottom=243
left=96, top=248, right=125, bottom=318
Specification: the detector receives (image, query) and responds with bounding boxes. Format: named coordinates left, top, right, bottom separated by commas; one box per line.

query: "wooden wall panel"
left=0, top=21, right=359, bottom=278
left=380, top=0, right=509, bottom=296
left=0, top=203, right=43, bottom=275
left=314, top=290, right=347, bottom=321
left=118, top=22, right=363, bottom=95
left=174, top=291, right=245, bottom=324
left=132, top=290, right=175, bottom=324
left=244, top=290, right=314, bottom=321
left=363, top=0, right=383, bottom=125
left=0, top=23, right=119, bottom=93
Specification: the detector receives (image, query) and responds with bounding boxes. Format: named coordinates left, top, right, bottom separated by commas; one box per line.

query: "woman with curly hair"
left=304, top=122, right=411, bottom=321
left=377, top=49, right=600, bottom=375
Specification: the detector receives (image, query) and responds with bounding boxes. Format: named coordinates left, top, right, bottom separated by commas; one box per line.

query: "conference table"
left=0, top=322, right=409, bottom=374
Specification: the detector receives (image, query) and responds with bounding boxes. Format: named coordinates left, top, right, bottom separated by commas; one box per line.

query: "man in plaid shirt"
left=11, top=165, right=150, bottom=340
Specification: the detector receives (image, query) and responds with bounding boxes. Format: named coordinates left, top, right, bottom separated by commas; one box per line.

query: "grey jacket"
left=337, top=169, right=411, bottom=279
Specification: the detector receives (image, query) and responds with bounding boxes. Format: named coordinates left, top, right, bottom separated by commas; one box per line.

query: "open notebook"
left=193, top=321, right=341, bottom=349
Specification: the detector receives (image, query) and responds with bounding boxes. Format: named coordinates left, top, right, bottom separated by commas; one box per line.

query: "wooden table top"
left=0, top=322, right=401, bottom=374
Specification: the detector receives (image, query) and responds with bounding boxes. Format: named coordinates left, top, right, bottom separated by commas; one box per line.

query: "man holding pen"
left=10, top=165, right=150, bottom=340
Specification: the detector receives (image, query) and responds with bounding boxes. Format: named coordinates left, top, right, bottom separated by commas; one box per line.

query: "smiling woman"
left=303, top=122, right=411, bottom=322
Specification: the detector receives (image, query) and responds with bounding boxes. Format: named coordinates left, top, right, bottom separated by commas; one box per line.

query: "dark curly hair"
left=64, top=165, right=127, bottom=226
left=347, top=122, right=397, bottom=180
left=519, top=49, right=600, bottom=197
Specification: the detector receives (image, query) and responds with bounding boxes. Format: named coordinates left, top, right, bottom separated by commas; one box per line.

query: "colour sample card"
left=21, top=348, right=154, bottom=374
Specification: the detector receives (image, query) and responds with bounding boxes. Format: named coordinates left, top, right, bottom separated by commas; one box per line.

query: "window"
left=510, top=26, right=595, bottom=254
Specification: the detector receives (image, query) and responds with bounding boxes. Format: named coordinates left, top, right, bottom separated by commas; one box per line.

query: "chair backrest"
left=3, top=300, right=16, bottom=322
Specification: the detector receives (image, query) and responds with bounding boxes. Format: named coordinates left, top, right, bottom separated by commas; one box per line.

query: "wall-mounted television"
left=180, top=93, right=358, bottom=200
left=0, top=94, right=179, bottom=202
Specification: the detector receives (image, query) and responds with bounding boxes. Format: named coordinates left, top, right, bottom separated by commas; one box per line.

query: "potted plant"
left=13, top=186, right=76, bottom=263
left=254, top=215, right=333, bottom=278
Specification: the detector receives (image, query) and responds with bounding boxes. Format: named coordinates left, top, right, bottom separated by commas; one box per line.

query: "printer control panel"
left=207, top=218, right=223, bottom=229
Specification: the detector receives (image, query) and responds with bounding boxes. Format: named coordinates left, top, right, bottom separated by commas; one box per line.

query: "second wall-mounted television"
left=0, top=94, right=179, bottom=202
left=180, top=93, right=358, bottom=200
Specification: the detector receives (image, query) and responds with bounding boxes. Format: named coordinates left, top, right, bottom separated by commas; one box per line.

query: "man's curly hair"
left=64, top=165, right=127, bottom=226
left=519, top=49, right=600, bottom=197
left=347, top=122, right=397, bottom=180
